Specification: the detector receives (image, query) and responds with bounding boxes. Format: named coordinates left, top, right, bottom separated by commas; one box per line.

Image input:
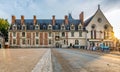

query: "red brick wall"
left=44, top=32, right=48, bottom=45
left=33, top=32, right=35, bottom=45
left=40, top=32, right=43, bottom=45
left=17, top=32, right=20, bottom=45
left=10, top=32, right=12, bottom=45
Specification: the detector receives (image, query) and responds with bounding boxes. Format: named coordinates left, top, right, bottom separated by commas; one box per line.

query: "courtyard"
left=0, top=48, right=120, bottom=72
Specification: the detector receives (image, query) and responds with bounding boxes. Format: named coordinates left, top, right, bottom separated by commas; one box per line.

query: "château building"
left=8, top=5, right=116, bottom=48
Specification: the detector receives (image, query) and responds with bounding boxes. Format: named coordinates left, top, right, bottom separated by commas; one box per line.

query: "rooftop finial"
left=98, top=4, right=100, bottom=9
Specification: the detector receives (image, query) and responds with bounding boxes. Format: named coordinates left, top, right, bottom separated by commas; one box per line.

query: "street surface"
left=52, top=48, right=120, bottom=72
left=0, top=48, right=47, bottom=72
left=0, top=48, right=120, bottom=72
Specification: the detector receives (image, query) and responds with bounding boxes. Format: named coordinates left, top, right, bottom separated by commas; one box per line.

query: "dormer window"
left=61, top=25, right=65, bottom=30
left=71, top=24, right=74, bottom=30
left=35, top=25, right=39, bottom=30
left=48, top=24, right=52, bottom=30
left=78, top=24, right=83, bottom=30
left=13, top=25, right=17, bottom=30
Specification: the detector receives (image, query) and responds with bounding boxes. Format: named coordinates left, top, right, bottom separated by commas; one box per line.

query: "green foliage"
left=0, top=18, right=9, bottom=41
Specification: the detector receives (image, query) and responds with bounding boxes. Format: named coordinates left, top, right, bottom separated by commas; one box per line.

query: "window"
left=13, top=26, right=16, bottom=30
left=75, top=40, right=79, bottom=45
left=49, top=39, right=51, bottom=44
left=104, top=25, right=108, bottom=30
left=22, top=26, right=26, bottom=30
left=22, top=32, right=25, bottom=37
left=36, top=32, right=38, bottom=37
left=48, top=25, right=52, bottom=30
left=55, top=36, right=60, bottom=41
left=71, top=32, right=74, bottom=37
left=104, top=31, right=109, bottom=39
left=27, top=40, right=30, bottom=45
left=79, top=31, right=82, bottom=37
left=64, top=40, right=66, bottom=44
left=22, top=39, right=25, bottom=44
left=35, top=26, right=39, bottom=30
left=13, top=32, right=16, bottom=37
left=91, top=30, right=96, bottom=39
left=78, top=26, right=82, bottom=30
left=49, top=32, right=52, bottom=37
left=36, top=39, right=39, bottom=44
left=98, top=18, right=102, bottom=23
left=62, top=32, right=65, bottom=37
left=91, top=24, right=96, bottom=29
left=71, top=25, right=74, bottom=30
left=13, top=39, right=16, bottom=44
left=62, top=25, right=65, bottom=30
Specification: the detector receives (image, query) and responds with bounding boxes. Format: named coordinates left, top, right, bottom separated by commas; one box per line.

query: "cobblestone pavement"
left=52, top=48, right=120, bottom=72
left=0, top=48, right=47, bottom=72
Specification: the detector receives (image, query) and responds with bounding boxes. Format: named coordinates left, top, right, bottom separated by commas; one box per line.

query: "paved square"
left=0, top=48, right=47, bottom=72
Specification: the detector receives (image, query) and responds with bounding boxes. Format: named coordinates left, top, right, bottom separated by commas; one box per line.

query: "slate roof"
left=9, top=13, right=81, bottom=31
left=84, top=16, right=94, bottom=27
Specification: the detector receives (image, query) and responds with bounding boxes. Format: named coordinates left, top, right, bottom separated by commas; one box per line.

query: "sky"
left=0, top=0, right=120, bottom=39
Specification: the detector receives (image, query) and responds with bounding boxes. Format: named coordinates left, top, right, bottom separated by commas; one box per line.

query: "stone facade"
left=8, top=5, right=116, bottom=48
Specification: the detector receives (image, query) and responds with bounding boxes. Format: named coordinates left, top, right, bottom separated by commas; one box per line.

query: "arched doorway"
left=55, top=42, right=61, bottom=48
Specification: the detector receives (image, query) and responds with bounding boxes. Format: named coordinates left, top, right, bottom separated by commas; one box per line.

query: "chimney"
left=79, top=12, right=84, bottom=26
left=52, top=15, right=55, bottom=25
left=21, top=15, right=24, bottom=25
left=33, top=15, right=37, bottom=25
left=64, top=15, right=68, bottom=24
left=11, top=15, right=16, bottom=24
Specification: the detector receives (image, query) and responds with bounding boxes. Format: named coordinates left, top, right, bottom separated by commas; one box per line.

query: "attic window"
left=78, top=25, right=82, bottom=30
left=98, top=18, right=102, bottom=23
left=91, top=24, right=96, bottom=29
left=35, top=25, right=39, bottom=30
left=13, top=26, right=16, bottom=30
left=71, top=24, right=74, bottom=30
left=48, top=25, right=52, bottom=30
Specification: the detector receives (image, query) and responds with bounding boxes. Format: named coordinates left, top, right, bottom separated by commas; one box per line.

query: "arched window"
left=75, top=40, right=79, bottom=45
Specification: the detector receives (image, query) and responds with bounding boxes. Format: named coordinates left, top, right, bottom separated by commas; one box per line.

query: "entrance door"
left=55, top=42, right=60, bottom=48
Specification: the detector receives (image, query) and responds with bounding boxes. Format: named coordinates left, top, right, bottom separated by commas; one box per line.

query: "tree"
left=0, top=18, right=9, bottom=42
